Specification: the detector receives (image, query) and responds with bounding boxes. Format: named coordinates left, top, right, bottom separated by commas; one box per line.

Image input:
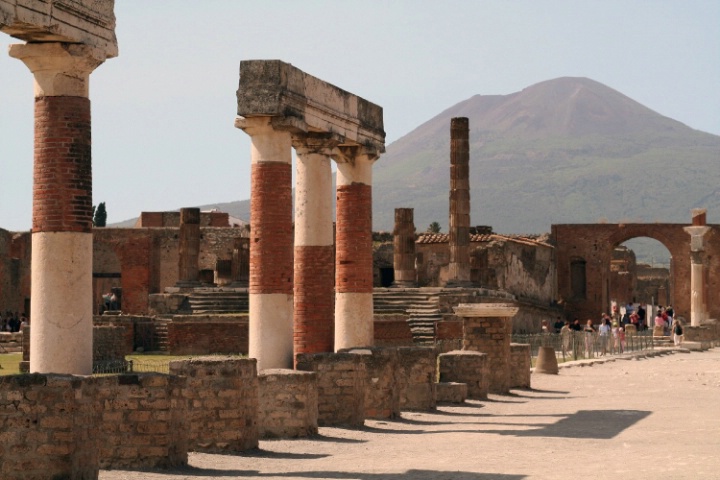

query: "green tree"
left=94, top=202, right=107, bottom=227
left=427, top=221, right=441, bottom=233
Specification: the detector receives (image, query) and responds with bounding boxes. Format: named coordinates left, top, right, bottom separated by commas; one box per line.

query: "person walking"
left=671, top=318, right=684, bottom=346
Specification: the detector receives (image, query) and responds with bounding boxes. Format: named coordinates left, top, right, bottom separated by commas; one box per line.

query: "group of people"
left=0, top=311, right=28, bottom=332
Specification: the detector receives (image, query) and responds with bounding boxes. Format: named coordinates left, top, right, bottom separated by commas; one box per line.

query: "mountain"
left=114, top=77, right=720, bottom=238
left=373, top=77, right=720, bottom=233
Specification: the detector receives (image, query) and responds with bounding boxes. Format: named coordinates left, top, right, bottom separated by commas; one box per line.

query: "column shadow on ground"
left=479, top=409, right=651, bottom=439
left=263, top=470, right=526, bottom=480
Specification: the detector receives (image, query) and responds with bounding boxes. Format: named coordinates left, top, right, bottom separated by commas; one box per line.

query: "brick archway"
left=552, top=223, right=720, bottom=322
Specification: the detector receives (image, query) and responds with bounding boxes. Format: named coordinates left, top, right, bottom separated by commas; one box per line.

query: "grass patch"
left=0, top=353, right=23, bottom=376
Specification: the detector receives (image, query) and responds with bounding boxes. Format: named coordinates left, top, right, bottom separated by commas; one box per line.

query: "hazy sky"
left=1, top=1, right=718, bottom=231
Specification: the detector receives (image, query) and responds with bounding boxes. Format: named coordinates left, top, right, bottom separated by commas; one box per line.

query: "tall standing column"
left=447, top=117, right=471, bottom=286
left=392, top=208, right=416, bottom=287
left=334, top=149, right=377, bottom=350
left=236, top=117, right=294, bottom=370
left=293, top=137, right=336, bottom=359
left=684, top=209, right=711, bottom=326
left=10, top=43, right=105, bottom=374
left=177, top=207, right=201, bottom=286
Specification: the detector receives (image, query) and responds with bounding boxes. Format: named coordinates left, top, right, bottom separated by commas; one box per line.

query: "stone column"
left=293, top=136, right=336, bottom=359
left=334, top=148, right=378, bottom=350
left=454, top=303, right=519, bottom=394
left=684, top=209, right=711, bottom=326
left=392, top=208, right=416, bottom=287
left=10, top=43, right=105, bottom=375
left=177, top=207, right=201, bottom=286
left=447, top=117, right=472, bottom=286
left=236, top=117, right=294, bottom=370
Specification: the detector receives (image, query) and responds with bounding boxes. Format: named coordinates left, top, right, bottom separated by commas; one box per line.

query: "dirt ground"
left=100, top=348, right=720, bottom=480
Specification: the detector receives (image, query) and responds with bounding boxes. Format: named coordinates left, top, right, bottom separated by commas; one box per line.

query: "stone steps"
left=188, top=291, right=249, bottom=314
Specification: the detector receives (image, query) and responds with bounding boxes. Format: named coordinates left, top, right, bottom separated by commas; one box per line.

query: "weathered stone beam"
left=0, top=0, right=117, bottom=58
left=236, top=60, right=385, bottom=153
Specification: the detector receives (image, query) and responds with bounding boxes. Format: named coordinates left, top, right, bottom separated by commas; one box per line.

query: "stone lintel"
left=236, top=60, right=385, bottom=154
left=453, top=303, right=519, bottom=318
left=0, top=0, right=118, bottom=58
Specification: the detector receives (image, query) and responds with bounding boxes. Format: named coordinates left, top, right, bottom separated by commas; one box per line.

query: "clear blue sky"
left=1, top=1, right=718, bottom=231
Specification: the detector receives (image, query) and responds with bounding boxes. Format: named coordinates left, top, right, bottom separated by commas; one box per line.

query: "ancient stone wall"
left=258, top=369, right=318, bottom=438
left=93, top=325, right=129, bottom=363
left=137, top=211, right=230, bottom=227
left=166, top=315, right=249, bottom=355
left=552, top=223, right=720, bottom=325
left=396, top=346, right=437, bottom=411
left=0, top=373, right=100, bottom=479
left=94, top=315, right=135, bottom=354
left=462, top=317, right=512, bottom=394
left=96, top=373, right=187, bottom=469
left=344, top=348, right=400, bottom=419
left=169, top=358, right=258, bottom=453
left=509, top=343, right=531, bottom=389
left=437, top=350, right=489, bottom=399
left=373, top=315, right=413, bottom=346
left=295, top=352, right=366, bottom=427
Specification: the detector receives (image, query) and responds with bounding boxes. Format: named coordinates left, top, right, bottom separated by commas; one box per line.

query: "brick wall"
left=373, top=316, right=413, bottom=346
left=438, top=350, right=489, bottom=400
left=96, top=373, right=187, bottom=470
left=166, top=315, right=249, bottom=355
left=258, top=369, right=318, bottom=439
left=396, top=346, right=437, bottom=411
left=296, top=352, right=366, bottom=427
left=462, top=316, right=512, bottom=394
left=169, top=358, right=258, bottom=453
left=509, top=343, right=531, bottom=389
left=0, top=374, right=99, bottom=478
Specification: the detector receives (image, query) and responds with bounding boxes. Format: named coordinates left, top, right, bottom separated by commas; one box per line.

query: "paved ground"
left=101, top=348, right=720, bottom=480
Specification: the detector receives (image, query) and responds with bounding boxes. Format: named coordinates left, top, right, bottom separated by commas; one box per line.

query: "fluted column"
left=236, top=117, right=294, bottom=370
left=447, top=117, right=472, bottom=286
left=684, top=209, right=711, bottom=326
left=393, top=208, right=416, bottom=287
left=293, top=136, right=337, bottom=360
left=334, top=148, right=378, bottom=350
left=10, top=43, right=105, bottom=374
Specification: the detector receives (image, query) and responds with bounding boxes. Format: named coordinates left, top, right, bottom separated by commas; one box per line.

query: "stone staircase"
left=373, top=289, right=444, bottom=345
left=188, top=290, right=249, bottom=314
left=150, top=319, right=170, bottom=352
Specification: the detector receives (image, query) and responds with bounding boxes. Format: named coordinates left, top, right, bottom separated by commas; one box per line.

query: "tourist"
left=598, top=316, right=611, bottom=355
left=611, top=321, right=620, bottom=353
left=553, top=317, right=564, bottom=333
left=654, top=310, right=667, bottom=333
left=617, top=325, right=626, bottom=353
left=570, top=318, right=582, bottom=331
left=671, top=318, right=684, bottom=346
left=583, top=319, right=595, bottom=357
left=560, top=321, right=572, bottom=356
left=110, top=292, right=118, bottom=310
left=637, top=304, right=646, bottom=325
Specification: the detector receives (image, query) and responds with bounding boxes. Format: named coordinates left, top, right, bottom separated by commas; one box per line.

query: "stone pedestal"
left=438, top=350, right=489, bottom=399
left=455, top=303, right=519, bottom=394
left=509, top=343, right=532, bottom=388
left=344, top=347, right=400, bottom=419
left=534, top=346, right=558, bottom=375
left=258, top=369, right=318, bottom=439
left=393, top=208, right=417, bottom=287
left=397, top=346, right=437, bottom=411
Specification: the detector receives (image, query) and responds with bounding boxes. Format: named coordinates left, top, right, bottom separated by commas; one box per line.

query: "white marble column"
left=10, top=43, right=104, bottom=375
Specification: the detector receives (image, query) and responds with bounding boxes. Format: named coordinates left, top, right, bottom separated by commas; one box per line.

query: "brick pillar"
left=447, top=117, right=472, bottom=286
left=392, top=208, right=416, bottom=287
left=455, top=303, right=519, bottom=394
left=684, top=209, right=711, bottom=326
left=334, top=149, right=378, bottom=350
left=177, top=207, right=201, bottom=286
left=293, top=137, right=336, bottom=360
left=236, top=117, right=293, bottom=370
left=10, top=43, right=105, bottom=375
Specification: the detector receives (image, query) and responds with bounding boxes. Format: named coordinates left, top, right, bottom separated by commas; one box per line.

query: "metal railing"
left=512, top=331, right=655, bottom=363
left=92, top=359, right=171, bottom=375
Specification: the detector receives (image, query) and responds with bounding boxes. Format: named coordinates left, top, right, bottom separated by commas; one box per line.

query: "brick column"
left=392, top=208, right=416, bottom=287
left=447, top=117, right=472, bottom=286
left=236, top=117, right=293, bottom=370
left=334, top=148, right=378, bottom=350
left=293, top=137, right=336, bottom=359
left=684, top=209, right=711, bottom=326
left=177, top=207, right=201, bottom=286
left=10, top=43, right=105, bottom=375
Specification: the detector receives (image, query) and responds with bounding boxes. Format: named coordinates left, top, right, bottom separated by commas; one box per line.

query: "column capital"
left=292, top=133, right=340, bottom=157
left=9, top=42, right=105, bottom=98
left=330, top=145, right=381, bottom=164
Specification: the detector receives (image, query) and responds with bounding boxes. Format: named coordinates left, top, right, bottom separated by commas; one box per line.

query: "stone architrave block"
left=342, top=347, right=401, bottom=419
left=95, top=373, right=188, bottom=470
left=295, top=352, right=366, bottom=428
left=258, top=369, right=318, bottom=439
left=0, top=374, right=100, bottom=479
left=396, top=346, right=437, bottom=411
left=509, top=343, right=532, bottom=389
left=0, top=0, right=118, bottom=58
left=438, top=350, right=489, bottom=400
left=169, top=357, right=258, bottom=453
left=236, top=60, right=385, bottom=152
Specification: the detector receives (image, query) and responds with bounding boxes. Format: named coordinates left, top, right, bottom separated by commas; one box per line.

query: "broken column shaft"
left=393, top=208, right=416, bottom=287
